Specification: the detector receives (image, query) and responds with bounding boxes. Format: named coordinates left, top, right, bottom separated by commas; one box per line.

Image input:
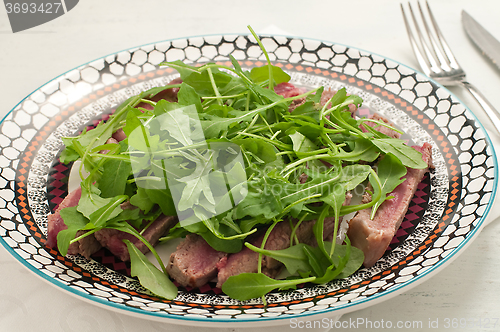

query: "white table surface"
left=2, top=0, right=500, bottom=331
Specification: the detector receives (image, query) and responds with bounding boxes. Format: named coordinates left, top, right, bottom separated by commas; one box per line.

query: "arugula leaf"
left=88, top=195, right=128, bottom=228
left=250, top=65, right=290, bottom=85
left=221, top=273, right=315, bottom=301
left=232, top=138, right=277, bottom=163
left=159, top=60, right=199, bottom=79
left=145, top=186, right=176, bottom=216
left=335, top=138, right=380, bottom=163
left=177, top=83, right=203, bottom=113
left=98, top=157, right=132, bottom=198
left=157, top=104, right=197, bottom=146
left=246, top=242, right=312, bottom=275
left=200, top=229, right=243, bottom=253
left=369, top=153, right=407, bottom=218
left=181, top=68, right=232, bottom=97
left=130, top=186, right=155, bottom=214
left=371, top=139, right=427, bottom=169
left=123, top=239, right=178, bottom=299
left=57, top=207, right=88, bottom=256
left=332, top=242, right=364, bottom=279
left=77, top=185, right=117, bottom=219
left=122, top=107, right=144, bottom=137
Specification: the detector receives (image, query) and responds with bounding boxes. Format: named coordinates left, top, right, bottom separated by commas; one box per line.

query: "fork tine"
left=407, top=2, right=441, bottom=74
left=424, top=0, right=461, bottom=69
left=416, top=1, right=451, bottom=71
left=401, top=3, right=432, bottom=76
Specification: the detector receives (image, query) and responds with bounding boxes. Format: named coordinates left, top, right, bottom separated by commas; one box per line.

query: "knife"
left=462, top=10, right=500, bottom=71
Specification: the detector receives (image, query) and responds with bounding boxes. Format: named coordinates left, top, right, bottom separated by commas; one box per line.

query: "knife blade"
left=462, top=10, right=500, bottom=71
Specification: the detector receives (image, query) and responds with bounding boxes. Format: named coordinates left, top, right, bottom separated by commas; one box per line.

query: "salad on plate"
left=46, top=29, right=433, bottom=302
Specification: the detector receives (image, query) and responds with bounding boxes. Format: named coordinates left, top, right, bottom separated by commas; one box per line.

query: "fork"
left=401, top=1, right=500, bottom=134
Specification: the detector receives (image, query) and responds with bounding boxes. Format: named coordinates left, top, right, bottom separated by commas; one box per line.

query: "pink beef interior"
left=167, top=234, right=227, bottom=288
left=348, top=143, right=433, bottom=267
left=46, top=187, right=82, bottom=251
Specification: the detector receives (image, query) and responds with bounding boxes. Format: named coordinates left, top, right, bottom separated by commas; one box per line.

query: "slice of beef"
left=46, top=187, right=82, bottom=251
left=94, top=214, right=176, bottom=261
left=166, top=234, right=227, bottom=288
left=112, top=129, right=127, bottom=142
left=74, top=230, right=103, bottom=258
left=46, top=187, right=103, bottom=258
left=347, top=143, right=433, bottom=267
left=216, top=229, right=282, bottom=288
left=216, top=193, right=353, bottom=288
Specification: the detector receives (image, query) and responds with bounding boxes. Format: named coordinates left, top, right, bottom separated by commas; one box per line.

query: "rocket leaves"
left=54, top=27, right=430, bottom=302
left=124, top=239, right=178, bottom=300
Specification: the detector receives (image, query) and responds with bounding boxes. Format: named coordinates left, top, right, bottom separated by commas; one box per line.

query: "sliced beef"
left=99, top=137, right=119, bottom=154
left=216, top=193, right=353, bottom=288
left=74, top=230, right=103, bottom=258
left=216, top=229, right=283, bottom=288
left=46, top=187, right=103, bottom=258
left=94, top=214, right=176, bottom=261
left=166, top=234, right=227, bottom=288
left=112, top=129, right=127, bottom=142
left=347, top=143, right=433, bottom=267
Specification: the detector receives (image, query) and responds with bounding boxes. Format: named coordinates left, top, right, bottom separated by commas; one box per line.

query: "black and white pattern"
left=0, top=35, right=496, bottom=324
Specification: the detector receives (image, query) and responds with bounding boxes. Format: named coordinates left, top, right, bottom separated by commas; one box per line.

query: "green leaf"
left=333, top=243, right=364, bottom=279
left=77, top=185, right=117, bottom=219
left=182, top=68, right=232, bottom=97
left=232, top=138, right=277, bottom=163
left=145, top=187, right=176, bottom=216
left=156, top=104, right=197, bottom=147
left=246, top=242, right=312, bottom=275
left=313, top=238, right=353, bottom=284
left=130, top=186, right=155, bottom=214
left=108, top=207, right=143, bottom=229
left=159, top=60, right=200, bottom=79
left=200, top=229, right=243, bottom=253
left=123, top=239, right=178, bottom=299
left=98, top=158, right=132, bottom=198
left=57, top=207, right=89, bottom=256
left=221, top=273, right=315, bottom=301
left=335, top=138, right=380, bottom=163
left=232, top=176, right=284, bottom=220
left=177, top=83, right=203, bottom=113
left=128, top=121, right=160, bottom=153
left=372, top=139, right=427, bottom=169
left=250, top=65, right=290, bottom=85
left=122, top=107, right=143, bottom=137
left=88, top=195, right=128, bottom=228
left=370, top=153, right=407, bottom=218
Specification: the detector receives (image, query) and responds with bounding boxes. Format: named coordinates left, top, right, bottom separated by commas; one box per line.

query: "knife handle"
left=461, top=81, right=500, bottom=137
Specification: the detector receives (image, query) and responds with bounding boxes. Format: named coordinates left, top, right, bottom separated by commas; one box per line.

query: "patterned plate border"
left=0, top=34, right=497, bottom=325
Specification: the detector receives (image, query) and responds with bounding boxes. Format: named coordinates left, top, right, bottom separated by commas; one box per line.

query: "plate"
left=0, top=34, right=497, bottom=327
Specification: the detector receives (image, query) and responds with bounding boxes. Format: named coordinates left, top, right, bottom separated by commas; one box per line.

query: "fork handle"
left=461, top=81, right=500, bottom=135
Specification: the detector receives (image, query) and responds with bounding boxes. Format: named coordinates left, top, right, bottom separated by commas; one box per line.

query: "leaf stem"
left=258, top=218, right=281, bottom=274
